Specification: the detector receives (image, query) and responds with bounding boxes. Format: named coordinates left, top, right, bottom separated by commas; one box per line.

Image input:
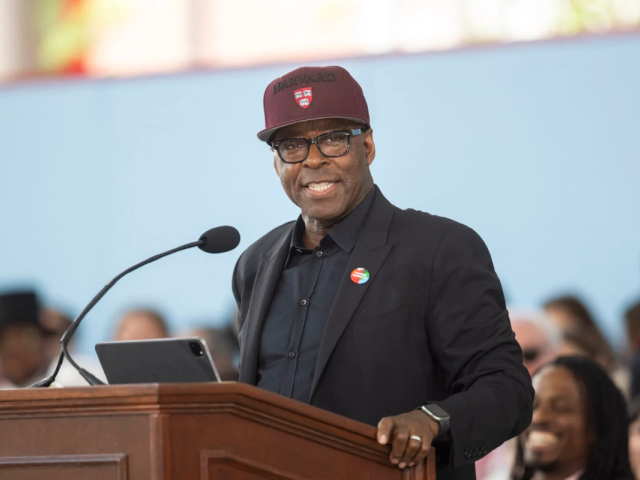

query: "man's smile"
left=526, top=430, right=561, bottom=452
left=303, top=181, right=338, bottom=196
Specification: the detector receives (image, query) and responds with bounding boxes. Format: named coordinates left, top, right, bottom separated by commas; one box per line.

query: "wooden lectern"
left=0, top=383, right=435, bottom=479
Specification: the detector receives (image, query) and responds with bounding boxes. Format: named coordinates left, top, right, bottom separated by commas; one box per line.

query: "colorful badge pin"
left=350, top=268, right=370, bottom=285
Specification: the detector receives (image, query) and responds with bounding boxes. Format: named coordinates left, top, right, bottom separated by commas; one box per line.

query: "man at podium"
left=233, top=66, right=533, bottom=480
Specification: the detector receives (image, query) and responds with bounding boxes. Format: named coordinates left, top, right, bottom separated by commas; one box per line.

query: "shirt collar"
left=290, top=185, right=377, bottom=254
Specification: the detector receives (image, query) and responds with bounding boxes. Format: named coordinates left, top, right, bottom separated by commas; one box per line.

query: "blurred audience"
left=543, top=295, right=614, bottom=369
left=544, top=294, right=630, bottom=398
left=189, top=325, right=239, bottom=381
left=625, top=300, right=640, bottom=399
left=557, top=331, right=607, bottom=365
left=477, top=310, right=560, bottom=480
left=512, top=356, right=632, bottom=480
left=114, top=308, right=169, bottom=341
left=0, top=290, right=50, bottom=388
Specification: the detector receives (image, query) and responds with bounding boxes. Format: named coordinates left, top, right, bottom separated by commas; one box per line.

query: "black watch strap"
left=420, top=404, right=450, bottom=441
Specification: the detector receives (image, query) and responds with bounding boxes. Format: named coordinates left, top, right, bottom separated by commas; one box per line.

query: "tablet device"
left=95, top=337, right=221, bottom=384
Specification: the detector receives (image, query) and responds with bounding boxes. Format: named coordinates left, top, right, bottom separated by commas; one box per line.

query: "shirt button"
left=300, top=299, right=307, bottom=306
left=288, top=352, right=296, bottom=358
left=316, top=251, right=323, bottom=257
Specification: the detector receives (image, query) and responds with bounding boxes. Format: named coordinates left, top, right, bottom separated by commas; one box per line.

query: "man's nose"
left=303, top=143, right=329, bottom=168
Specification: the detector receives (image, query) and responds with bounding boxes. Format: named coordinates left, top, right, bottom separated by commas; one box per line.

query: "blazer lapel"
left=238, top=226, right=292, bottom=384
left=310, top=189, right=395, bottom=398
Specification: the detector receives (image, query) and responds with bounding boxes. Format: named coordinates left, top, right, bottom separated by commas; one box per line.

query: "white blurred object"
left=88, top=0, right=191, bottom=76
left=504, top=0, right=559, bottom=41
left=46, top=354, right=107, bottom=387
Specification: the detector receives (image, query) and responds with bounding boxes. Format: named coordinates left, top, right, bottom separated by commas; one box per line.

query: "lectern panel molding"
left=150, top=413, right=170, bottom=480
left=200, top=450, right=308, bottom=480
left=0, top=453, right=128, bottom=479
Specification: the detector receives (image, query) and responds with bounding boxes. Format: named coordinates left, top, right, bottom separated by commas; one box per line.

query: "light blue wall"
left=1, top=36, right=639, bottom=355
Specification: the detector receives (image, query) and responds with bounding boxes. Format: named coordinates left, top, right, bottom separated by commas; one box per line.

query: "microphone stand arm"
left=29, top=240, right=203, bottom=388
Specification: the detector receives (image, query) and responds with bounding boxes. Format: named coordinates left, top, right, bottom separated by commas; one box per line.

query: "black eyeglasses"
left=271, top=128, right=367, bottom=164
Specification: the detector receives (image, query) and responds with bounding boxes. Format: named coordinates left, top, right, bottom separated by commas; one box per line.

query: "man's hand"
left=377, top=410, right=439, bottom=469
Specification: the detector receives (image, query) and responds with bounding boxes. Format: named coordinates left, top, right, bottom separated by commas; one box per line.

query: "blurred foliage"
left=20, top=0, right=640, bottom=77
left=35, top=0, right=127, bottom=74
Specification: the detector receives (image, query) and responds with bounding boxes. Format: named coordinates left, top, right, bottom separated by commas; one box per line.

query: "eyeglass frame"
left=270, top=127, right=369, bottom=164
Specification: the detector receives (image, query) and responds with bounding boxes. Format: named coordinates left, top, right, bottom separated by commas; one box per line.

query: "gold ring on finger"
left=409, top=435, right=422, bottom=442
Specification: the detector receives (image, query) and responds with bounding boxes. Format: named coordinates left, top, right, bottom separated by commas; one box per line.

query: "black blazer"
left=233, top=188, right=533, bottom=479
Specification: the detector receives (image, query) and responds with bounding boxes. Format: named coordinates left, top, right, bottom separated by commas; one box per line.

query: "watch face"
left=426, top=404, right=449, bottom=419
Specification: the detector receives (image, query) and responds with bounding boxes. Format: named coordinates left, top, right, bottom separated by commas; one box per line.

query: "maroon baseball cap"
left=257, top=66, right=370, bottom=143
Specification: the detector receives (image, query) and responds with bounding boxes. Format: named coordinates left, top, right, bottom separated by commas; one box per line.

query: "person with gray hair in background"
left=511, top=311, right=562, bottom=376
left=476, top=310, right=561, bottom=480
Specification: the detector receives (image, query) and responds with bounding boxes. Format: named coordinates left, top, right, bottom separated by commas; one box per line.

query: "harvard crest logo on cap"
left=294, top=87, right=313, bottom=109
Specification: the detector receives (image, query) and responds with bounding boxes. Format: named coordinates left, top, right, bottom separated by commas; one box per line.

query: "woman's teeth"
left=527, top=431, right=559, bottom=448
left=307, top=182, right=335, bottom=192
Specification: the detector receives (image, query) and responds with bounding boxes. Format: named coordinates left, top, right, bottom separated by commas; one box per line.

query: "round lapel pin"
left=350, top=268, right=370, bottom=285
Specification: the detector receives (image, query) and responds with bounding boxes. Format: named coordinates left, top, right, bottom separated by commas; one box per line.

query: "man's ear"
left=364, top=129, right=375, bottom=166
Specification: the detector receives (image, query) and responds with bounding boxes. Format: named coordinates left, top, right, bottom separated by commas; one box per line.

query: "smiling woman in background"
left=512, top=356, right=633, bottom=480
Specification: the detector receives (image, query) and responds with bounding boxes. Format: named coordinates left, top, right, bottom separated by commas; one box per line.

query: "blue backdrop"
left=1, top=35, right=639, bottom=354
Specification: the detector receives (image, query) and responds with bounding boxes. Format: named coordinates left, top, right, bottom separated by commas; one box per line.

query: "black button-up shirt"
left=256, top=187, right=376, bottom=402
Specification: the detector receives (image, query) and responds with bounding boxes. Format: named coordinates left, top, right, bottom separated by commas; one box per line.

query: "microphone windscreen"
left=198, top=226, right=241, bottom=254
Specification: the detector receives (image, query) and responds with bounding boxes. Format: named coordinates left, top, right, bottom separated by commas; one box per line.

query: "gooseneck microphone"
left=30, top=226, right=241, bottom=388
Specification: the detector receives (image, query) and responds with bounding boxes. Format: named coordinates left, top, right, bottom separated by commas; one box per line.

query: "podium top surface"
left=0, top=382, right=379, bottom=450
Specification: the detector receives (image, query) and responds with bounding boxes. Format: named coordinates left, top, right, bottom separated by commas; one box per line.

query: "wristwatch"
left=420, top=404, right=450, bottom=441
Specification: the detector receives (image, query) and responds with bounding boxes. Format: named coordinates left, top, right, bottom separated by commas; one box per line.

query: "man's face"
left=522, top=366, right=590, bottom=474
left=272, top=118, right=375, bottom=225
left=512, top=321, right=554, bottom=375
left=0, top=325, right=45, bottom=386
